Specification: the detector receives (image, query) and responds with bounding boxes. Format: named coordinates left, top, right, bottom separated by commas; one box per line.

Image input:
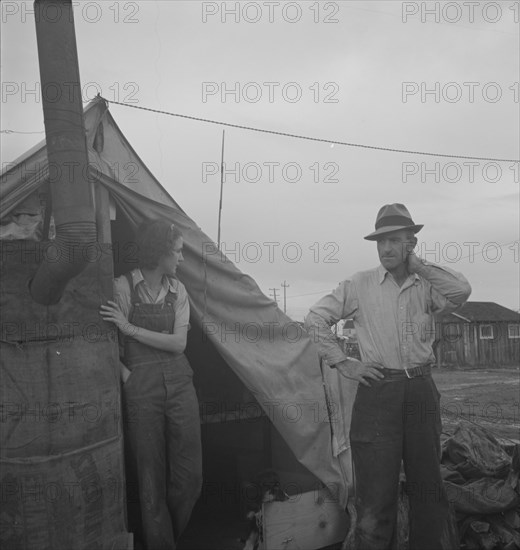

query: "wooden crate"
left=260, top=487, right=348, bottom=550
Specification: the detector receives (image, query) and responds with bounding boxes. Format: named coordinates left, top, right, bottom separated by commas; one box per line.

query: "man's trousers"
left=350, top=373, right=449, bottom=550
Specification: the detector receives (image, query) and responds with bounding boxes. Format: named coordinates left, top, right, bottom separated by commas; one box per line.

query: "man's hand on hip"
left=334, top=358, right=385, bottom=386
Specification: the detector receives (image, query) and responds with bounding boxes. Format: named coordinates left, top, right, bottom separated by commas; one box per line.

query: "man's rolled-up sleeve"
left=305, top=280, right=357, bottom=366
left=113, top=276, right=131, bottom=319
left=173, top=283, right=190, bottom=332
left=415, top=262, right=472, bottom=314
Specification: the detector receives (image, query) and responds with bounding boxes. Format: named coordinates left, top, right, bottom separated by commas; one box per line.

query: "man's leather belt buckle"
left=404, top=365, right=431, bottom=378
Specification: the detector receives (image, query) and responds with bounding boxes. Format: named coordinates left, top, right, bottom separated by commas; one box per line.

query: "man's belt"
left=380, top=364, right=432, bottom=379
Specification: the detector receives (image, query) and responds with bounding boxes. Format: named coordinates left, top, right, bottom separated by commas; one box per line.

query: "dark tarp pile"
left=0, top=96, right=353, bottom=507
left=441, top=422, right=520, bottom=549
left=389, top=422, right=520, bottom=549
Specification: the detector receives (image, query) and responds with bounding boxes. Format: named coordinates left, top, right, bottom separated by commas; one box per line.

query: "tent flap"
left=0, top=97, right=350, bottom=505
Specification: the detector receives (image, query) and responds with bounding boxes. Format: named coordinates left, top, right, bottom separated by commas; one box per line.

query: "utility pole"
left=281, top=280, right=289, bottom=313
left=269, top=288, right=279, bottom=304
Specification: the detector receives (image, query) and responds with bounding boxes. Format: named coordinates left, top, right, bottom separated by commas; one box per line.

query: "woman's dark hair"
left=136, top=219, right=183, bottom=269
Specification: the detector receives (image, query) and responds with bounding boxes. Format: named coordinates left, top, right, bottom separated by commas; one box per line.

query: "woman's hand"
left=101, top=300, right=187, bottom=353
left=100, top=301, right=136, bottom=336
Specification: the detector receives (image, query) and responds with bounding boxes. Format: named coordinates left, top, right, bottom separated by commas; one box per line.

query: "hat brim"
left=364, top=224, right=423, bottom=241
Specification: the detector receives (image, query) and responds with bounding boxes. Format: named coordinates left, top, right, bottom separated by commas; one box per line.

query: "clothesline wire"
left=3, top=98, right=518, bottom=163
left=102, top=98, right=519, bottom=163
left=1, top=129, right=45, bottom=134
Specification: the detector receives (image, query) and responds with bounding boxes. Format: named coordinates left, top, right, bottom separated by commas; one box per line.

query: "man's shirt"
left=305, top=262, right=471, bottom=370
left=113, top=268, right=190, bottom=333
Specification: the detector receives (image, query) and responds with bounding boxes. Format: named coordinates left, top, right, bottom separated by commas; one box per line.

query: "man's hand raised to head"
left=333, top=358, right=385, bottom=386
left=406, top=250, right=424, bottom=274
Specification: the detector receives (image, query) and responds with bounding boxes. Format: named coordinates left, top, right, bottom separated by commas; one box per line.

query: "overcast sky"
left=2, top=1, right=519, bottom=319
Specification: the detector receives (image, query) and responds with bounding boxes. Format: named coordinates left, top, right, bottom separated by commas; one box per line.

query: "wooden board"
left=261, top=487, right=348, bottom=550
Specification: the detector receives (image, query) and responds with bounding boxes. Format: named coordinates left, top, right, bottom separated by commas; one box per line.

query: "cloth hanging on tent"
left=100, top=171, right=351, bottom=504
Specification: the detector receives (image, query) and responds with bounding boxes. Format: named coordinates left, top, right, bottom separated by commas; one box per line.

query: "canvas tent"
left=1, top=96, right=355, bottom=510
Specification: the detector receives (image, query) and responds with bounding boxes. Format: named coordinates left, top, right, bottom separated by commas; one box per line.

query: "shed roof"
left=441, top=302, right=520, bottom=323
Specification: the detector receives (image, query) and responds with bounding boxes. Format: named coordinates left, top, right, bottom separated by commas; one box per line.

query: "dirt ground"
left=432, top=366, right=520, bottom=442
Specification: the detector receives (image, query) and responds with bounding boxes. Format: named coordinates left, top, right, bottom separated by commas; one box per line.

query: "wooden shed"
left=434, top=302, right=520, bottom=367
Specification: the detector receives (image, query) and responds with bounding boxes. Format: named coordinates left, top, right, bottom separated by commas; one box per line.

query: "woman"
left=100, top=219, right=202, bottom=550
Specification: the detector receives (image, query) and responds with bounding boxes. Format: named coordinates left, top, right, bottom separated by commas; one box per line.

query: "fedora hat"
left=364, top=203, right=423, bottom=241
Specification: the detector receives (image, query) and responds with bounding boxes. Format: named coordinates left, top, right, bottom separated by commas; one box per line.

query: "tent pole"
left=217, top=129, right=225, bottom=249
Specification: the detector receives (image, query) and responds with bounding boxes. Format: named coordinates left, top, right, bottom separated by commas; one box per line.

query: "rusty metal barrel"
left=1, top=1, right=128, bottom=547
left=1, top=241, right=128, bottom=549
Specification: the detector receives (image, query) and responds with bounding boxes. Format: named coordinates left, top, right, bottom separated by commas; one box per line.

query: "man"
left=305, top=204, right=471, bottom=550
